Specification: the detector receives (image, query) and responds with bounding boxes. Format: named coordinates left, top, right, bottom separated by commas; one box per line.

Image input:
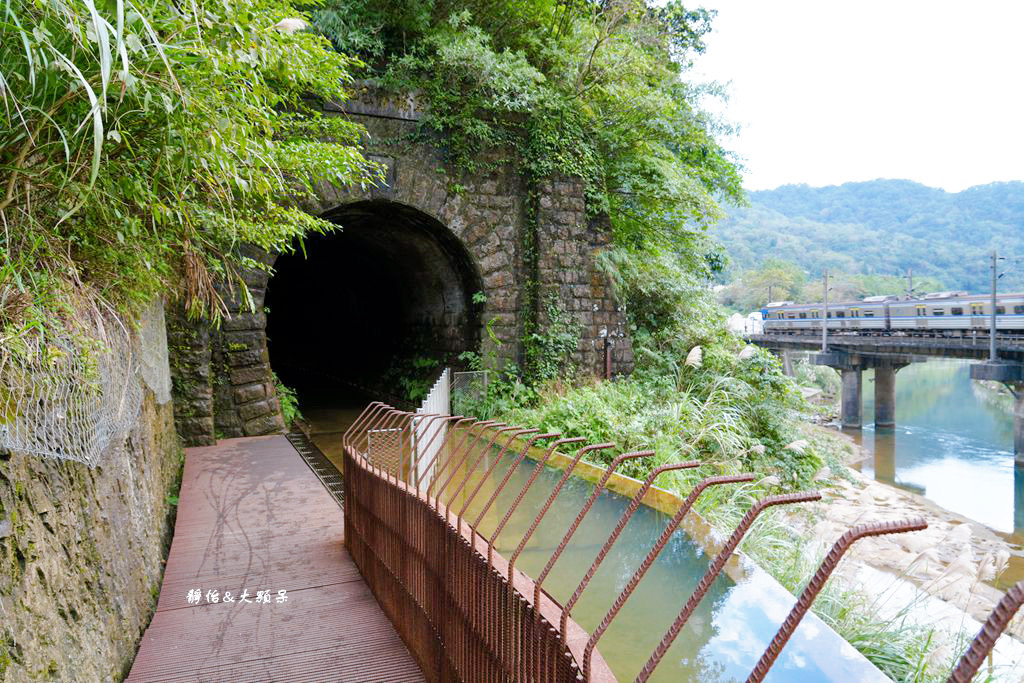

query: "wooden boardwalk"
left=127, top=435, right=424, bottom=682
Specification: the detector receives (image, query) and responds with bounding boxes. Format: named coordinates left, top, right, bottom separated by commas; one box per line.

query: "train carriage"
left=761, top=292, right=1024, bottom=337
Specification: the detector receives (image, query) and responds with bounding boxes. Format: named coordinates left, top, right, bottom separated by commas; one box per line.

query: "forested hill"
left=711, top=179, right=1024, bottom=294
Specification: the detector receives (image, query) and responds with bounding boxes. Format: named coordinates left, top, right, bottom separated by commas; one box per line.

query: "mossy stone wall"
left=0, top=392, right=181, bottom=681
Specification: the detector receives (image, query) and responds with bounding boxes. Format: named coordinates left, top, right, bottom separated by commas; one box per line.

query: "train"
left=761, top=291, right=1024, bottom=336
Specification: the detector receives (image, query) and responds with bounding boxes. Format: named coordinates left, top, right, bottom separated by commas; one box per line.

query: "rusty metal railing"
left=341, top=402, right=1024, bottom=681
left=343, top=404, right=610, bottom=681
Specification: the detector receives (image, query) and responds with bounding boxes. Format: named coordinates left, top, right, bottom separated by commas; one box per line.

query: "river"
left=836, top=358, right=1024, bottom=584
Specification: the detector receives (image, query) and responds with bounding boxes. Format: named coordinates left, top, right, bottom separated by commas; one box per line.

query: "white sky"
left=689, top=0, right=1024, bottom=192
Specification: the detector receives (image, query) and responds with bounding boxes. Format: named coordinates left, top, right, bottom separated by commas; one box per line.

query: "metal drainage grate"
left=287, top=429, right=344, bottom=507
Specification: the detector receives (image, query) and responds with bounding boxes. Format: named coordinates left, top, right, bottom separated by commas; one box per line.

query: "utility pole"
left=822, top=270, right=829, bottom=352
left=991, top=250, right=998, bottom=362
left=768, top=284, right=773, bottom=304
left=906, top=268, right=913, bottom=299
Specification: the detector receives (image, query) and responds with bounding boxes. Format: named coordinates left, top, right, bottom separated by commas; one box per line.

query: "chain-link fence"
left=451, top=369, right=488, bottom=417
left=0, top=298, right=170, bottom=466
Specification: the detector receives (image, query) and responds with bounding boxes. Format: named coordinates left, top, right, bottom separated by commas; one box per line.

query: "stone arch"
left=168, top=92, right=634, bottom=446
left=265, top=199, right=485, bottom=405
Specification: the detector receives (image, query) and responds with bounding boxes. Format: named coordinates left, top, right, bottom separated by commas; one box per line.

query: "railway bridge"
left=748, top=333, right=1024, bottom=462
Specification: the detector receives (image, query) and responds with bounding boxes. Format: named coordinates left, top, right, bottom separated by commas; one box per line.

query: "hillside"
left=711, top=179, right=1024, bottom=295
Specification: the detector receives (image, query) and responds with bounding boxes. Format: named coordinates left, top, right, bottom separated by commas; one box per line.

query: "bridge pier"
left=814, top=351, right=917, bottom=429
left=840, top=368, right=863, bottom=429
left=781, top=349, right=795, bottom=377
left=971, top=362, right=1024, bottom=465
left=873, top=363, right=909, bottom=428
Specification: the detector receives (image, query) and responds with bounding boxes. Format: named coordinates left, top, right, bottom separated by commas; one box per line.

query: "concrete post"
left=874, top=365, right=898, bottom=428
left=781, top=349, right=795, bottom=377
left=841, top=368, right=863, bottom=429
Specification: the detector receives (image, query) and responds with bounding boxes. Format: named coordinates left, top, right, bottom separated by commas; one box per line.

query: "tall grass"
left=1, top=0, right=378, bottom=347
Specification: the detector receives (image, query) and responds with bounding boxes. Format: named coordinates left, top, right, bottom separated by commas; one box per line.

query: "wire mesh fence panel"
left=451, top=370, right=488, bottom=416
left=0, top=299, right=165, bottom=466
left=367, top=427, right=410, bottom=478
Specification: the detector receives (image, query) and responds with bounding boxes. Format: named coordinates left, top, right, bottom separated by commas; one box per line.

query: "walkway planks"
left=127, top=435, right=424, bottom=682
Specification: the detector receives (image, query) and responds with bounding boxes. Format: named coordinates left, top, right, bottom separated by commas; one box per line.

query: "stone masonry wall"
left=168, top=88, right=634, bottom=446
left=0, top=391, right=181, bottom=681
left=536, top=178, right=635, bottom=376
left=167, top=249, right=285, bottom=446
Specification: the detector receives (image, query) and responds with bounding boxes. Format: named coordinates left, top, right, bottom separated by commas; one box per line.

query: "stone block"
left=241, top=267, right=270, bottom=289
left=227, top=349, right=265, bottom=368
left=244, top=412, right=285, bottom=436
left=239, top=399, right=272, bottom=422
left=177, top=417, right=215, bottom=444
left=231, top=366, right=269, bottom=385
left=233, top=383, right=267, bottom=404
left=225, top=330, right=263, bottom=350
left=222, top=312, right=266, bottom=332
left=487, top=271, right=512, bottom=288
left=189, top=397, right=213, bottom=418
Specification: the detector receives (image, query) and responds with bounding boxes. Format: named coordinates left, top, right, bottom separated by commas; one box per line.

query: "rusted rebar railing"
left=560, top=461, right=700, bottom=641
left=343, top=410, right=613, bottom=681
left=489, top=436, right=585, bottom=568
left=948, top=578, right=1024, bottom=683
left=584, top=473, right=763, bottom=678
left=472, top=432, right=560, bottom=532
left=746, top=517, right=927, bottom=682
left=636, top=490, right=823, bottom=682
left=532, top=447, right=640, bottom=610
left=342, top=403, right=943, bottom=682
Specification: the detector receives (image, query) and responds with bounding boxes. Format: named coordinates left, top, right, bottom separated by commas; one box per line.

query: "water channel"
left=836, top=358, right=1024, bottom=586
left=449, top=446, right=880, bottom=682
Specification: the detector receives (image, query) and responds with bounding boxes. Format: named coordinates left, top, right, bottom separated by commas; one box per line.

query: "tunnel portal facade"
left=168, top=90, right=634, bottom=445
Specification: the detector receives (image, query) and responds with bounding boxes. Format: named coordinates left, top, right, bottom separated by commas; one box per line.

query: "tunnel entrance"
left=265, top=200, right=483, bottom=411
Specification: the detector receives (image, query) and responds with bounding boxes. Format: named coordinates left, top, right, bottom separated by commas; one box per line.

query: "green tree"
left=720, top=259, right=806, bottom=311
left=313, top=0, right=743, bottom=254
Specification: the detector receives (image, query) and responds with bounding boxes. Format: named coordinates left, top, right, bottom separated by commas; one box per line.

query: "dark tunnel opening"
left=265, top=200, right=483, bottom=411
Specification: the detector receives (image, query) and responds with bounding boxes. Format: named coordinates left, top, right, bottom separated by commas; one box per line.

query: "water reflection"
left=454, top=445, right=884, bottom=682
left=847, top=359, right=1019, bottom=536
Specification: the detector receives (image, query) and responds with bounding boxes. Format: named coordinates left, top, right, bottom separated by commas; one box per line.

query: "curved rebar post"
left=471, top=432, right=559, bottom=532
left=747, top=517, right=927, bottom=683
left=457, top=428, right=538, bottom=523
left=435, top=420, right=502, bottom=506
left=382, top=411, right=418, bottom=485
left=341, top=401, right=387, bottom=449
left=426, top=418, right=486, bottom=500
left=635, top=490, right=823, bottom=683
left=948, top=579, right=1024, bottom=683
left=416, top=416, right=473, bottom=495
left=488, top=436, right=585, bottom=569
left=559, top=460, right=696, bottom=642
left=532, top=443, right=621, bottom=609
left=509, top=441, right=603, bottom=575
left=453, top=425, right=520, bottom=534
left=583, top=472, right=756, bottom=678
